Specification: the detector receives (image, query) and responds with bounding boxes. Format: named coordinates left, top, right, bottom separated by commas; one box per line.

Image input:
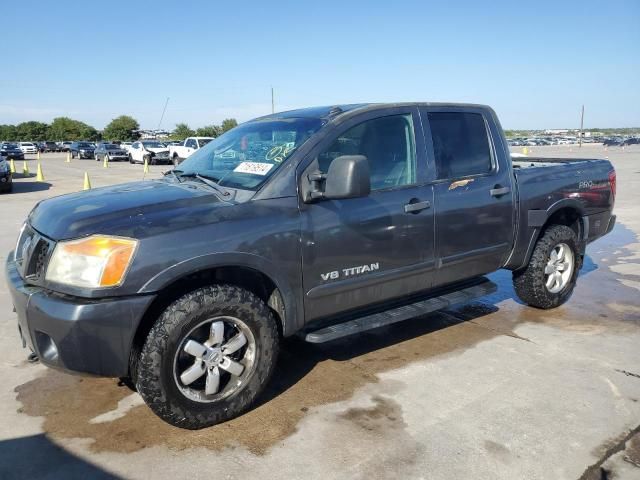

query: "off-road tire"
left=136, top=284, right=280, bottom=429
left=513, top=224, right=581, bottom=309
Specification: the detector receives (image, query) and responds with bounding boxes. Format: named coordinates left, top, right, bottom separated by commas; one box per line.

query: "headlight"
left=45, top=235, right=138, bottom=288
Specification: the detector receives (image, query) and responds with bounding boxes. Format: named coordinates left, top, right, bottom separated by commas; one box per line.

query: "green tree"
left=102, top=115, right=140, bottom=141
left=16, top=121, right=49, bottom=141
left=0, top=124, right=18, bottom=141
left=47, top=117, right=98, bottom=141
left=195, top=125, right=221, bottom=138
left=172, top=123, right=195, bottom=140
left=221, top=118, right=238, bottom=133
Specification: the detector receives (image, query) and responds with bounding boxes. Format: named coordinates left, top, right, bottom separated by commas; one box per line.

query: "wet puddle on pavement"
left=14, top=224, right=640, bottom=455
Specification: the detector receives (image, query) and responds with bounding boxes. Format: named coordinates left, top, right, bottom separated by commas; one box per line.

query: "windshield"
left=142, top=141, right=164, bottom=148
left=177, top=117, right=324, bottom=190
left=77, top=142, right=93, bottom=148
left=198, top=138, right=213, bottom=147
left=103, top=144, right=117, bottom=148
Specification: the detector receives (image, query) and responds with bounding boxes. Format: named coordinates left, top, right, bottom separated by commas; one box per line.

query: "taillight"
left=608, top=169, right=616, bottom=202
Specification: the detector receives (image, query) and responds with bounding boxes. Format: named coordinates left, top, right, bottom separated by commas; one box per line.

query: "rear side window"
left=428, top=112, right=493, bottom=179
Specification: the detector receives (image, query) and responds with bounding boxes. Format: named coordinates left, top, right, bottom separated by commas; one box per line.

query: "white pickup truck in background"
left=168, top=137, right=214, bottom=165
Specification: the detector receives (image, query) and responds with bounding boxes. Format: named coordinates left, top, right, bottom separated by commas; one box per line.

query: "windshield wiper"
left=176, top=172, right=233, bottom=201
left=163, top=169, right=181, bottom=182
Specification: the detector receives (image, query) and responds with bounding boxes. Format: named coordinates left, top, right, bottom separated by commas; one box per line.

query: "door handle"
left=490, top=186, right=511, bottom=197
left=404, top=200, right=431, bottom=214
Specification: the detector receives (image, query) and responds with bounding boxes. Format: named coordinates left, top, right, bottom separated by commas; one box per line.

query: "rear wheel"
left=136, top=285, right=280, bottom=429
left=513, top=224, right=581, bottom=309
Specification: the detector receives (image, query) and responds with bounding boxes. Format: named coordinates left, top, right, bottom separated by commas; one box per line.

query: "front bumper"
left=78, top=151, right=94, bottom=159
left=107, top=153, right=129, bottom=160
left=5, top=257, right=155, bottom=377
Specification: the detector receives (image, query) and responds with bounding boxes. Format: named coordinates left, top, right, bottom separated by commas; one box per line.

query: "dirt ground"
left=0, top=144, right=639, bottom=479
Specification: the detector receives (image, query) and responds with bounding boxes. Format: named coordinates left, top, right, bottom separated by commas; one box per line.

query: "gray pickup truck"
left=6, top=103, right=616, bottom=429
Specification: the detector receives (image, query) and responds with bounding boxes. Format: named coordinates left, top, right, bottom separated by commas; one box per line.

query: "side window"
left=132, top=142, right=139, bottom=149
left=186, top=139, right=196, bottom=148
left=428, top=112, right=493, bottom=179
left=317, top=114, right=416, bottom=190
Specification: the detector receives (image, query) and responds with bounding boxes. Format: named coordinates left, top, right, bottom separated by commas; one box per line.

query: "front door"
left=300, top=109, right=435, bottom=322
left=421, top=107, right=515, bottom=286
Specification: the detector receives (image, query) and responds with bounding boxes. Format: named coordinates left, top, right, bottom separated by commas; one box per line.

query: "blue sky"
left=1, top=0, right=638, bottom=130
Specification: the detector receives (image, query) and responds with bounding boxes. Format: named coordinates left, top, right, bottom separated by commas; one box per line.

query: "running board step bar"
left=304, top=279, right=497, bottom=343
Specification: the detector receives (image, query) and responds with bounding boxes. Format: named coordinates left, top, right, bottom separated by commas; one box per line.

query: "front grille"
left=15, top=224, right=54, bottom=284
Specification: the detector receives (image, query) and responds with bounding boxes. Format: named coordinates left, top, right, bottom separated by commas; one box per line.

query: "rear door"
left=299, top=107, right=436, bottom=322
left=185, top=138, right=197, bottom=156
left=131, top=142, right=142, bottom=161
left=420, top=106, right=515, bottom=286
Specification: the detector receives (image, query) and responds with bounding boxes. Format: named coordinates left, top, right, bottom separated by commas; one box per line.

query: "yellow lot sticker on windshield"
left=234, top=162, right=274, bottom=176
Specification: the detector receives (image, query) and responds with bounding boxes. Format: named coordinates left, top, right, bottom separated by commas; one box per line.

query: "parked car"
left=0, top=155, right=12, bottom=192
left=58, top=141, right=73, bottom=152
left=6, top=103, right=616, bottom=430
left=120, top=141, right=133, bottom=152
left=0, top=143, right=25, bottom=160
left=39, top=141, right=59, bottom=152
left=70, top=141, right=95, bottom=159
left=94, top=143, right=129, bottom=162
left=621, top=137, right=640, bottom=146
left=169, top=136, right=214, bottom=165
left=128, top=140, right=171, bottom=164
left=18, top=142, right=38, bottom=154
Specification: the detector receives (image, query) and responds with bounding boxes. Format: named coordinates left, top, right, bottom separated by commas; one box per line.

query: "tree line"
left=0, top=115, right=238, bottom=142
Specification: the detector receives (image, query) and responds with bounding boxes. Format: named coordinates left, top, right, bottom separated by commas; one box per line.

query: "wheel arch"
left=521, top=199, right=587, bottom=269
left=128, top=254, right=295, bottom=378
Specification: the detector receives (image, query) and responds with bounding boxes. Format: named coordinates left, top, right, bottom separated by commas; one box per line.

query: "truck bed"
left=506, top=155, right=615, bottom=270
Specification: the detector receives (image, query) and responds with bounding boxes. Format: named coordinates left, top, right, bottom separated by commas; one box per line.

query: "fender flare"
left=527, top=198, right=587, bottom=231
left=521, top=199, right=589, bottom=269
left=138, top=252, right=299, bottom=335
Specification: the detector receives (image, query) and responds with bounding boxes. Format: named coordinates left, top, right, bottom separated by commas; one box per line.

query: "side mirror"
left=309, top=155, right=370, bottom=201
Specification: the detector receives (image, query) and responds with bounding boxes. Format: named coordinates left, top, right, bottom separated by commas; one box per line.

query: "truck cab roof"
left=256, top=102, right=493, bottom=122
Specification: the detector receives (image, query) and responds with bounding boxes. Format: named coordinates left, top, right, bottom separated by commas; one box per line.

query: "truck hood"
left=29, top=180, right=225, bottom=240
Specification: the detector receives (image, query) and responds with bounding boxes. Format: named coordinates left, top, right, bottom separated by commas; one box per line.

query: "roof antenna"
left=157, top=97, right=170, bottom=131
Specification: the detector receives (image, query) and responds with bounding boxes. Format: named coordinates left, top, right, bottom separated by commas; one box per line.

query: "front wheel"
left=136, top=285, right=280, bottom=429
left=513, top=224, right=581, bottom=309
